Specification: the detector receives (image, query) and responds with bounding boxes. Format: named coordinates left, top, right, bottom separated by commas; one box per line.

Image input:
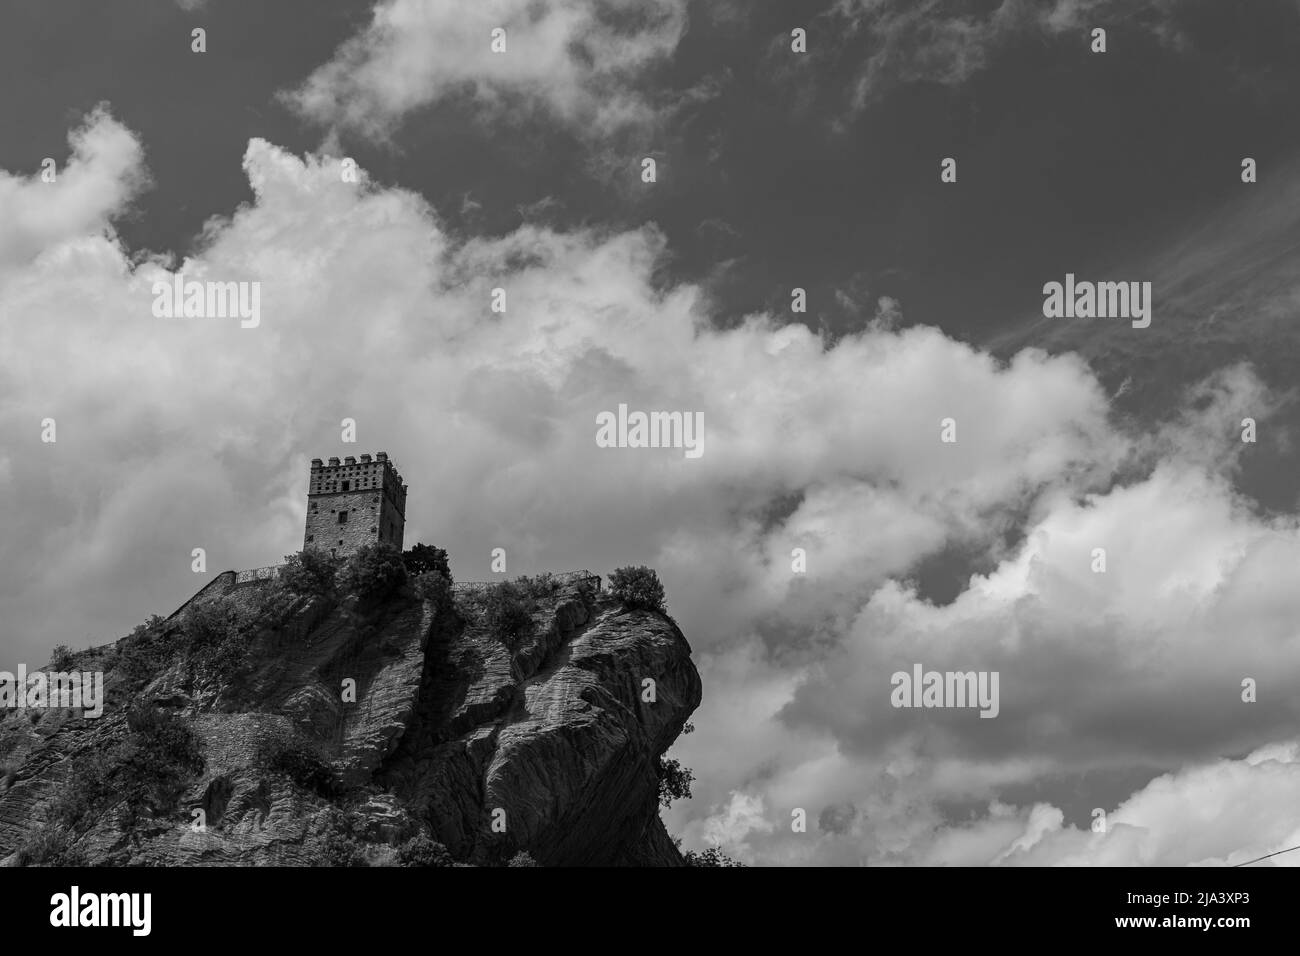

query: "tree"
left=657, top=757, right=694, bottom=808
left=413, top=570, right=454, bottom=614
left=403, top=543, right=451, bottom=581
left=337, top=543, right=407, bottom=603
left=608, top=566, right=666, bottom=613
left=280, top=548, right=342, bottom=600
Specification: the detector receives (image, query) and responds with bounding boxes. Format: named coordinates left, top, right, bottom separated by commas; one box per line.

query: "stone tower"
left=304, top=452, right=407, bottom=558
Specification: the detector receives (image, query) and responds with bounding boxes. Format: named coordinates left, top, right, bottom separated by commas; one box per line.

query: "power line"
left=1233, top=843, right=1300, bottom=867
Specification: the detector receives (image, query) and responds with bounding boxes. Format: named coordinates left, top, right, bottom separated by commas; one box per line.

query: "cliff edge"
left=0, top=571, right=701, bottom=866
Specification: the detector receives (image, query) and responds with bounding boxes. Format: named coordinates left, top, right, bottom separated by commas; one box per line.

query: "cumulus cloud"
left=3, top=108, right=1298, bottom=866
left=0, top=105, right=148, bottom=271
left=930, top=742, right=1300, bottom=866
left=700, top=791, right=776, bottom=849
left=283, top=0, right=689, bottom=139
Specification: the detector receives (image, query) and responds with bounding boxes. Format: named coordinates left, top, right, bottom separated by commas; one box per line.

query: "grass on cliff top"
left=456, top=573, right=599, bottom=649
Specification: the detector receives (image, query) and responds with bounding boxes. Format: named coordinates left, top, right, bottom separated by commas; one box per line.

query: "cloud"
left=283, top=0, right=689, bottom=139
left=0, top=105, right=148, bottom=272
left=934, top=741, right=1300, bottom=866
left=818, top=801, right=858, bottom=834
left=4, top=109, right=1299, bottom=867
left=827, top=0, right=1195, bottom=110
left=700, top=792, right=777, bottom=850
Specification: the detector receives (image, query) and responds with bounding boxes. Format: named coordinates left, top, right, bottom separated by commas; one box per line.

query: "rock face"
left=0, top=575, right=701, bottom=866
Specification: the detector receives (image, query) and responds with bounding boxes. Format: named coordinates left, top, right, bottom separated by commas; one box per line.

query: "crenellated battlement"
left=304, top=451, right=407, bottom=558
left=309, top=451, right=406, bottom=500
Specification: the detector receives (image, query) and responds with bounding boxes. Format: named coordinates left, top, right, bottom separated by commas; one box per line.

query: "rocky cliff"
left=0, top=572, right=701, bottom=866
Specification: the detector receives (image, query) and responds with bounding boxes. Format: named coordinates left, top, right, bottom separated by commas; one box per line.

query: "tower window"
left=342, top=481, right=350, bottom=492
left=338, top=510, right=348, bottom=524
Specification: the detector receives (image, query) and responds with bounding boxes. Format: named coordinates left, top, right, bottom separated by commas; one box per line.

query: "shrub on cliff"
left=609, top=566, right=666, bottom=613
left=402, top=543, right=451, bottom=580
left=397, top=832, right=454, bottom=867
left=178, top=596, right=239, bottom=652
left=683, top=847, right=745, bottom=867
left=111, top=615, right=172, bottom=694
left=14, top=826, right=79, bottom=867
left=49, top=644, right=75, bottom=671
left=314, top=807, right=368, bottom=867
left=516, top=573, right=560, bottom=598
left=16, top=706, right=204, bottom=864
left=280, top=547, right=342, bottom=601
left=337, top=543, right=407, bottom=603
left=483, top=581, right=537, bottom=646
left=118, top=704, right=206, bottom=825
left=171, top=595, right=257, bottom=687
left=255, top=727, right=336, bottom=799
left=413, top=570, right=454, bottom=614
left=507, top=850, right=538, bottom=867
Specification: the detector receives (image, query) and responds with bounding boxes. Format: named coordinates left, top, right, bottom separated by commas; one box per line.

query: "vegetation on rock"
left=609, top=566, right=667, bottom=614
left=482, top=580, right=538, bottom=647
left=337, top=542, right=408, bottom=604
left=280, top=547, right=342, bottom=601
left=402, top=543, right=451, bottom=580
left=397, top=832, right=454, bottom=867
left=3, top=550, right=706, bottom=869
left=255, top=726, right=337, bottom=800
left=657, top=756, right=695, bottom=809
left=14, top=703, right=204, bottom=866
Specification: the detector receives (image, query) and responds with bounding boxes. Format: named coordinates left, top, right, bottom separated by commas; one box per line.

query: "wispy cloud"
left=282, top=0, right=690, bottom=141
left=829, top=0, right=1195, bottom=110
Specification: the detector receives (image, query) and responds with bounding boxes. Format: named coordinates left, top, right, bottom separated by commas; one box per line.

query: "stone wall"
left=304, top=453, right=406, bottom=557
left=166, top=570, right=236, bottom=621
left=234, top=565, right=282, bottom=586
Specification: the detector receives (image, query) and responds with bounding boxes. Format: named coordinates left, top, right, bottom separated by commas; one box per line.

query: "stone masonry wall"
left=304, top=453, right=406, bottom=557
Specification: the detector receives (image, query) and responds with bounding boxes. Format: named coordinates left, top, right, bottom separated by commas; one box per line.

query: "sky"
left=3, top=0, right=1300, bottom=866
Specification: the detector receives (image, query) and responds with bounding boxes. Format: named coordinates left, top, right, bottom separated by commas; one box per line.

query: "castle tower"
left=303, top=452, right=407, bottom=558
